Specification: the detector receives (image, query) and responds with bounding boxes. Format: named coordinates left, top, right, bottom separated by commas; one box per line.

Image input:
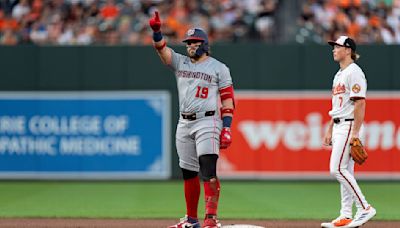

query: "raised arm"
left=148, top=11, right=172, bottom=65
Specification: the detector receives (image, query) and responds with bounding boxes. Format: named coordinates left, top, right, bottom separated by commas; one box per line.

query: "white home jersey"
left=329, top=63, right=367, bottom=119
left=170, top=50, right=233, bottom=113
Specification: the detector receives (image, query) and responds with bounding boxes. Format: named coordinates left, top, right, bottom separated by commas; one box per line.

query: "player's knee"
left=330, top=167, right=337, bottom=175
left=181, top=168, right=198, bottom=180
left=329, top=164, right=339, bottom=177
left=330, top=169, right=338, bottom=177
left=330, top=169, right=343, bottom=179
left=199, top=154, right=218, bottom=181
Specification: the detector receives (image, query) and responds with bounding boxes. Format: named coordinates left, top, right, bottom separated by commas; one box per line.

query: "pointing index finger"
left=155, top=11, right=159, bottom=20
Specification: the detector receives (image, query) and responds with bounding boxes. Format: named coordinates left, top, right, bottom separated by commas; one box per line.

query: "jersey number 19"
left=196, top=86, right=209, bottom=99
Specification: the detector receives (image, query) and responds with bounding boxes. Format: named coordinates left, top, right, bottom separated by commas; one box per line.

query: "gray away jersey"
left=170, top=50, right=233, bottom=113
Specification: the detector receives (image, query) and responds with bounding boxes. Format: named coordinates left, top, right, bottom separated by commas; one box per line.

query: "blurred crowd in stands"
left=297, top=0, right=400, bottom=44
left=0, top=0, right=399, bottom=46
left=0, top=0, right=278, bottom=45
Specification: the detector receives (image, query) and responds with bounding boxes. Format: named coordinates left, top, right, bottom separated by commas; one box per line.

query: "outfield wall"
left=220, top=91, right=400, bottom=180
left=0, top=44, right=399, bottom=180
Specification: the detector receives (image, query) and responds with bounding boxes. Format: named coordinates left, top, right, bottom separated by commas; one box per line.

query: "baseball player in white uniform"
left=149, top=12, right=235, bottom=228
left=321, top=36, right=376, bottom=228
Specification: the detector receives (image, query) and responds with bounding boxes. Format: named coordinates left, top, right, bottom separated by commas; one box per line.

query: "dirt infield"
left=0, top=218, right=398, bottom=228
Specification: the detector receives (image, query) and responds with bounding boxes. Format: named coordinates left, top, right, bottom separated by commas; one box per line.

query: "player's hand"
left=323, top=132, right=332, bottom=146
left=149, top=11, right=161, bottom=32
left=220, top=127, right=232, bottom=149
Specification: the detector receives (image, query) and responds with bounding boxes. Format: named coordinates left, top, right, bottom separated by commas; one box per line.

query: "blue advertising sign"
left=0, top=91, right=170, bottom=179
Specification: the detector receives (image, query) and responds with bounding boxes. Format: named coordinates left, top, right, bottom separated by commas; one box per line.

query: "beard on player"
left=186, top=41, right=204, bottom=60
left=187, top=47, right=199, bottom=59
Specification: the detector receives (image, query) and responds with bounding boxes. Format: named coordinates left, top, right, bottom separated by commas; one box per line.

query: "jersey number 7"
left=196, top=86, right=209, bottom=99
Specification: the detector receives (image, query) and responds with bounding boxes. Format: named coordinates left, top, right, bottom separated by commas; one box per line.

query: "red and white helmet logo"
left=187, top=29, right=195, bottom=36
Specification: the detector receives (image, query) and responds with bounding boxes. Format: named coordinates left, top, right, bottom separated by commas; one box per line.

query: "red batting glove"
left=220, top=127, right=232, bottom=149
left=149, top=11, right=161, bottom=32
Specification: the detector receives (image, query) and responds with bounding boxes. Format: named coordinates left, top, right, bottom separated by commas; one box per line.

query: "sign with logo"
left=218, top=91, right=400, bottom=179
left=0, top=91, right=170, bottom=180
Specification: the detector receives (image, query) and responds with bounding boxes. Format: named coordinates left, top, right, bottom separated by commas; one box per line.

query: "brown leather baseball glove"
left=350, top=138, right=368, bottom=165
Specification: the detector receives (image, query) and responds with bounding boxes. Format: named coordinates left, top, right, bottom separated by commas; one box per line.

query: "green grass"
left=0, top=181, right=398, bottom=220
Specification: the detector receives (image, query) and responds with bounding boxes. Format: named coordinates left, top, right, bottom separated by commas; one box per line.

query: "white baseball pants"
left=330, top=120, right=369, bottom=217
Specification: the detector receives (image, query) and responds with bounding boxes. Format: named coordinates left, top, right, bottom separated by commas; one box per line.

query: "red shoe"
left=202, top=215, right=221, bottom=228
left=168, top=215, right=200, bottom=228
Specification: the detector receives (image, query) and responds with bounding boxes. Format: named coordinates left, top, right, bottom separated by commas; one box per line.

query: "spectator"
left=30, top=21, right=48, bottom=44
left=1, top=28, right=18, bottom=45
left=255, top=0, right=278, bottom=41
left=100, top=0, right=119, bottom=20
left=12, top=0, right=30, bottom=21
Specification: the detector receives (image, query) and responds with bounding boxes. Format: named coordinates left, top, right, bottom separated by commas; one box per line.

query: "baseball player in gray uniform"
left=149, top=12, right=235, bottom=228
left=321, top=36, right=376, bottom=228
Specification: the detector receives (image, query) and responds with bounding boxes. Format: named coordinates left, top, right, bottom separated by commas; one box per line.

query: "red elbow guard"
left=219, top=85, right=235, bottom=110
left=219, top=85, right=235, bottom=101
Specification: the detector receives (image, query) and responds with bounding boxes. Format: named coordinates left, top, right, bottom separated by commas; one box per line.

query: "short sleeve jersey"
left=329, top=63, right=367, bottom=119
left=170, top=50, right=233, bottom=113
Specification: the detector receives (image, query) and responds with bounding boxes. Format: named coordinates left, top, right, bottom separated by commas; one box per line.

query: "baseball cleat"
left=202, top=214, right=221, bottom=228
left=346, top=206, right=376, bottom=227
left=169, top=215, right=200, bottom=228
left=321, top=215, right=353, bottom=228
